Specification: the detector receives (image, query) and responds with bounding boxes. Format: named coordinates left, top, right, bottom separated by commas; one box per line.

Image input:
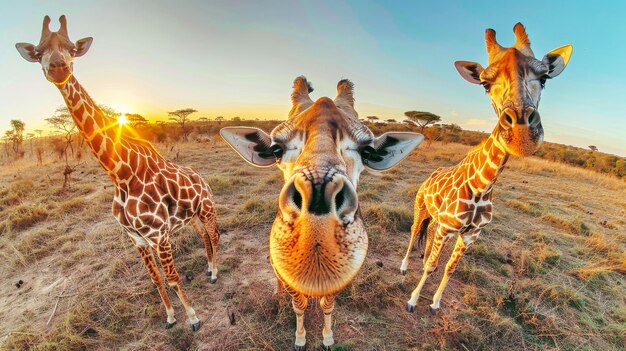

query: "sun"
left=117, top=114, right=129, bottom=126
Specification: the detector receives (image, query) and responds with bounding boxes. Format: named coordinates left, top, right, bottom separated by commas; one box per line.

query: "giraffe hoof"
left=321, top=343, right=332, bottom=351
left=191, top=321, right=201, bottom=332
left=294, top=345, right=306, bottom=351
left=165, top=320, right=177, bottom=329
left=406, top=303, right=416, bottom=313
left=400, top=269, right=407, bottom=276
left=210, top=276, right=218, bottom=284
left=429, top=306, right=439, bottom=315
left=206, top=271, right=212, bottom=277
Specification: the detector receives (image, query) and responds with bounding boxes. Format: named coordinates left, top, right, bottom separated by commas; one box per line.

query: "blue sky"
left=1, top=0, right=624, bottom=156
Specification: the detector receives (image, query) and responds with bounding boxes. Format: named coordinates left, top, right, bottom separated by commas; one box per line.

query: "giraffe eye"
left=360, top=146, right=376, bottom=163
left=270, top=144, right=283, bottom=160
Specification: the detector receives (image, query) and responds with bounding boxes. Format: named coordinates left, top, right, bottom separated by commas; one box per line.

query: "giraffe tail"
left=415, top=216, right=431, bottom=252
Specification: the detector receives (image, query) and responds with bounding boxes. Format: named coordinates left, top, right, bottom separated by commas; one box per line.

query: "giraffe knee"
left=163, top=269, right=181, bottom=287
left=291, top=295, right=308, bottom=312
left=445, top=259, right=462, bottom=275
left=424, top=263, right=438, bottom=274
left=147, top=270, right=164, bottom=285
left=320, top=296, right=335, bottom=313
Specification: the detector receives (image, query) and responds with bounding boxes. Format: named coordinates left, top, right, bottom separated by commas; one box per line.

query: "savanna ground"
left=0, top=129, right=625, bottom=350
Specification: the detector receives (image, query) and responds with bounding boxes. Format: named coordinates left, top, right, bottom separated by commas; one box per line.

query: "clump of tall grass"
left=2, top=204, right=48, bottom=232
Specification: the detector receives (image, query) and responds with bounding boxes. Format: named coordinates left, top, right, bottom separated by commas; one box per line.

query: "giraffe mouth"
left=46, top=68, right=72, bottom=85
left=498, top=123, right=543, bottom=156
left=270, top=213, right=368, bottom=297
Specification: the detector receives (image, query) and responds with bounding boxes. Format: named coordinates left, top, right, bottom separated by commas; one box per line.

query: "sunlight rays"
left=86, top=113, right=145, bottom=144
left=117, top=114, right=129, bottom=126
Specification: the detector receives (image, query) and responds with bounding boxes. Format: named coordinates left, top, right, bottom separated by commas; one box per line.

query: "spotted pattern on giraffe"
left=16, top=15, right=221, bottom=331
left=401, top=22, right=572, bottom=314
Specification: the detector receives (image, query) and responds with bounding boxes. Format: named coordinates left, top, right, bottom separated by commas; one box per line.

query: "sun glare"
left=117, top=114, right=129, bottom=126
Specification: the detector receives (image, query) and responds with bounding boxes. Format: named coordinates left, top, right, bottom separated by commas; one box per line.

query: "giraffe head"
left=454, top=23, right=572, bottom=156
left=221, top=77, right=423, bottom=296
left=15, top=15, right=93, bottom=86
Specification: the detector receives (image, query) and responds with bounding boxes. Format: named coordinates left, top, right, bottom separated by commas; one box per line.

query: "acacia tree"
left=168, top=108, right=197, bottom=141
left=125, top=113, right=148, bottom=127
left=404, top=111, right=442, bottom=134
left=46, top=107, right=77, bottom=164
left=366, top=116, right=379, bottom=123
left=46, top=107, right=79, bottom=188
left=99, top=105, right=122, bottom=120
left=5, top=119, right=26, bottom=156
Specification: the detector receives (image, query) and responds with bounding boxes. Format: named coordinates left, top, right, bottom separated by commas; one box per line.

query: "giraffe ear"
left=75, top=37, right=93, bottom=57
left=220, top=127, right=277, bottom=167
left=363, top=132, right=424, bottom=171
left=454, top=61, right=484, bottom=84
left=15, top=43, right=39, bottom=62
left=542, top=45, right=572, bottom=78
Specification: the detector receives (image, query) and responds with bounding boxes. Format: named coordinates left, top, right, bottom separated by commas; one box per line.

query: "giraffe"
left=15, top=15, right=220, bottom=331
left=400, top=22, right=572, bottom=314
left=221, top=76, right=423, bottom=350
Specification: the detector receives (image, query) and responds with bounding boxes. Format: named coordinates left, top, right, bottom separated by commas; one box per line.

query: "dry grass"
left=0, top=135, right=624, bottom=351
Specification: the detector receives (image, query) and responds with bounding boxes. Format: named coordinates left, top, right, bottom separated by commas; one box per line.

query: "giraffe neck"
left=57, top=76, right=132, bottom=178
left=465, top=128, right=509, bottom=194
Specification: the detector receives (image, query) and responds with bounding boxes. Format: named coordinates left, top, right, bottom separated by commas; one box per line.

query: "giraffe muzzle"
left=279, top=171, right=358, bottom=225
left=46, top=61, right=72, bottom=84
left=500, top=107, right=541, bottom=129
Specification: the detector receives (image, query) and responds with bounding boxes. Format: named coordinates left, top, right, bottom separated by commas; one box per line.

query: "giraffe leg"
left=128, top=233, right=176, bottom=328
left=320, top=295, right=336, bottom=349
left=406, top=225, right=453, bottom=313
left=400, top=221, right=420, bottom=275
left=274, top=276, right=286, bottom=297
left=200, top=201, right=220, bottom=283
left=400, top=199, right=429, bottom=275
left=282, top=278, right=308, bottom=350
left=422, top=221, right=436, bottom=266
left=192, top=207, right=220, bottom=283
left=157, top=233, right=201, bottom=331
left=430, top=234, right=473, bottom=312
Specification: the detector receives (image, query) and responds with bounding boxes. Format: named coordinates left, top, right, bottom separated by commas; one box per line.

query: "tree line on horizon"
left=1, top=106, right=624, bottom=180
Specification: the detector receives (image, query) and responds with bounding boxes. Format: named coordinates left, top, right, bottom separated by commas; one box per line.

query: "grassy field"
left=0, top=135, right=624, bottom=350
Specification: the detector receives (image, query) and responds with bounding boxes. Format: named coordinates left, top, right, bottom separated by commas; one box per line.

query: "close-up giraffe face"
left=15, top=15, right=92, bottom=85
left=221, top=76, right=423, bottom=296
left=454, top=23, right=572, bottom=157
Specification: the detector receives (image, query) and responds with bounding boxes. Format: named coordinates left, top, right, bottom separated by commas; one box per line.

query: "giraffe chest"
left=429, top=185, right=494, bottom=231
left=456, top=193, right=493, bottom=232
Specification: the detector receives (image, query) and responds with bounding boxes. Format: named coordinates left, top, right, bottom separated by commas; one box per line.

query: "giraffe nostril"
left=292, top=187, right=302, bottom=210
left=50, top=61, right=68, bottom=70
left=500, top=109, right=515, bottom=129
left=505, top=114, right=513, bottom=125
left=335, top=186, right=345, bottom=210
